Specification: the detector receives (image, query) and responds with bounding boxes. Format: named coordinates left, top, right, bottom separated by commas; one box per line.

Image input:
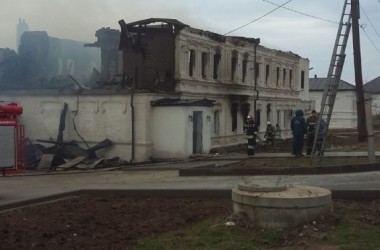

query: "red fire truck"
left=0, top=102, right=25, bottom=176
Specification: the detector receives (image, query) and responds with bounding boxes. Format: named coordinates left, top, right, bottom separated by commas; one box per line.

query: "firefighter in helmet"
left=244, top=115, right=258, bottom=155
left=306, top=110, right=317, bottom=155
left=265, top=121, right=276, bottom=146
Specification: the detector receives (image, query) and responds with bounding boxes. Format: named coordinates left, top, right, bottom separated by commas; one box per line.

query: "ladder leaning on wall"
left=311, top=0, right=352, bottom=164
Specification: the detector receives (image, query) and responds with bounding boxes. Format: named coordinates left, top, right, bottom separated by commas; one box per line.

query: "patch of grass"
left=226, top=157, right=378, bottom=168
left=132, top=206, right=380, bottom=250
left=322, top=210, right=380, bottom=250
left=132, top=217, right=263, bottom=250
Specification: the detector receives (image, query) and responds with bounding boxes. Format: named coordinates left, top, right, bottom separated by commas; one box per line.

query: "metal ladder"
left=311, top=0, right=352, bottom=163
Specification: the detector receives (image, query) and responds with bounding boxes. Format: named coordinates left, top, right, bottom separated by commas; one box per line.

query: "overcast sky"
left=1, top=0, right=379, bottom=84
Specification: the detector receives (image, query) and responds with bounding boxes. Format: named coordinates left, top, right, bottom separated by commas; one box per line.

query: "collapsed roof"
left=118, top=18, right=262, bottom=47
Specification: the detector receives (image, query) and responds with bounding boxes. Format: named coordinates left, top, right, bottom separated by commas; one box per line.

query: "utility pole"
left=253, top=38, right=260, bottom=120
left=351, top=0, right=367, bottom=141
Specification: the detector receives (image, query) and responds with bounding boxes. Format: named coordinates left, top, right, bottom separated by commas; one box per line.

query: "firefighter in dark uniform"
left=291, top=109, right=306, bottom=157
left=265, top=121, right=276, bottom=146
left=244, top=115, right=258, bottom=155
left=306, top=109, right=317, bottom=155
left=316, top=112, right=326, bottom=155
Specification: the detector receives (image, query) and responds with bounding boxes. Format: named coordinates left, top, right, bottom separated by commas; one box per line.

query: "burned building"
left=85, top=28, right=121, bottom=84
left=118, top=18, right=186, bottom=91
left=16, top=18, right=29, bottom=51
left=117, top=18, right=312, bottom=157
left=0, top=30, right=100, bottom=89
left=19, top=31, right=100, bottom=87
left=0, top=48, right=22, bottom=89
left=0, top=18, right=312, bottom=162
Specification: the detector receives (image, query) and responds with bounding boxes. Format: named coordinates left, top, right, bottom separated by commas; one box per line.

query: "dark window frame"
left=213, top=53, right=221, bottom=80
left=231, top=103, right=238, bottom=132
left=189, top=49, right=196, bottom=77
left=256, top=109, right=261, bottom=127
left=289, top=69, right=293, bottom=86
left=201, top=52, right=208, bottom=79
left=301, top=70, right=305, bottom=89
left=242, top=59, right=248, bottom=83
left=276, top=67, right=280, bottom=86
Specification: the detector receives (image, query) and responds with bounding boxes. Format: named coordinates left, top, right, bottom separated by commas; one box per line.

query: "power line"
left=223, top=0, right=293, bottom=35
left=360, top=25, right=380, bottom=54
left=360, top=4, right=380, bottom=40
left=261, top=0, right=339, bottom=24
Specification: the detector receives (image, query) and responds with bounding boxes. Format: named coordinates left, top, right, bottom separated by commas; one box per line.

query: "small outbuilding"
left=364, top=76, right=380, bottom=115
left=151, top=98, right=214, bottom=159
left=309, top=76, right=357, bottom=128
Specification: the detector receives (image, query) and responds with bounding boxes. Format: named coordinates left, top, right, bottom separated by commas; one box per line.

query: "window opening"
left=213, top=110, right=220, bottom=135
left=213, top=53, right=221, bottom=80
left=242, top=59, right=247, bottom=83
left=265, top=64, right=270, bottom=84
left=289, top=69, right=293, bottom=87
left=276, top=67, right=280, bottom=86
left=231, top=103, right=238, bottom=132
left=201, top=52, right=208, bottom=79
left=188, top=49, right=195, bottom=77
left=231, top=57, right=237, bottom=81
left=256, top=109, right=261, bottom=127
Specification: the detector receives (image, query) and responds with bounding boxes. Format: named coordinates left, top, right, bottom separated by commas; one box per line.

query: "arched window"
left=231, top=50, right=238, bottom=81
left=213, top=48, right=221, bottom=80
left=188, top=49, right=196, bottom=77
left=242, top=53, right=249, bottom=83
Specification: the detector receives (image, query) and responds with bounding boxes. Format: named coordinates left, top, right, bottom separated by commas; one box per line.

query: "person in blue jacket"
left=291, top=109, right=306, bottom=157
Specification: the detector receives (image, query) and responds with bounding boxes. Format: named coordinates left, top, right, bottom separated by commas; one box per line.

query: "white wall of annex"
left=309, top=90, right=357, bottom=128
left=152, top=106, right=212, bottom=159
left=369, top=93, right=380, bottom=115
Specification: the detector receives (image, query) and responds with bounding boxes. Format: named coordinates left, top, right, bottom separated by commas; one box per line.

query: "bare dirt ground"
left=0, top=195, right=379, bottom=249
left=0, top=196, right=231, bottom=249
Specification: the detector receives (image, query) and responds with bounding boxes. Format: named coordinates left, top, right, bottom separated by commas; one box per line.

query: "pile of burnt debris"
left=24, top=102, right=125, bottom=172
left=25, top=138, right=123, bottom=172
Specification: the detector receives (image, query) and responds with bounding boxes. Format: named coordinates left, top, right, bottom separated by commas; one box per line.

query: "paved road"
left=0, top=151, right=379, bottom=208
left=1, top=167, right=380, bottom=208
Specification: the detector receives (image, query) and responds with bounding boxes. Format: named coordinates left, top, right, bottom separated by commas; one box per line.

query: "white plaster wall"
left=309, top=90, right=357, bottom=128
left=133, top=95, right=154, bottom=161
left=0, top=93, right=152, bottom=162
left=152, top=107, right=188, bottom=158
left=152, top=106, right=212, bottom=159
